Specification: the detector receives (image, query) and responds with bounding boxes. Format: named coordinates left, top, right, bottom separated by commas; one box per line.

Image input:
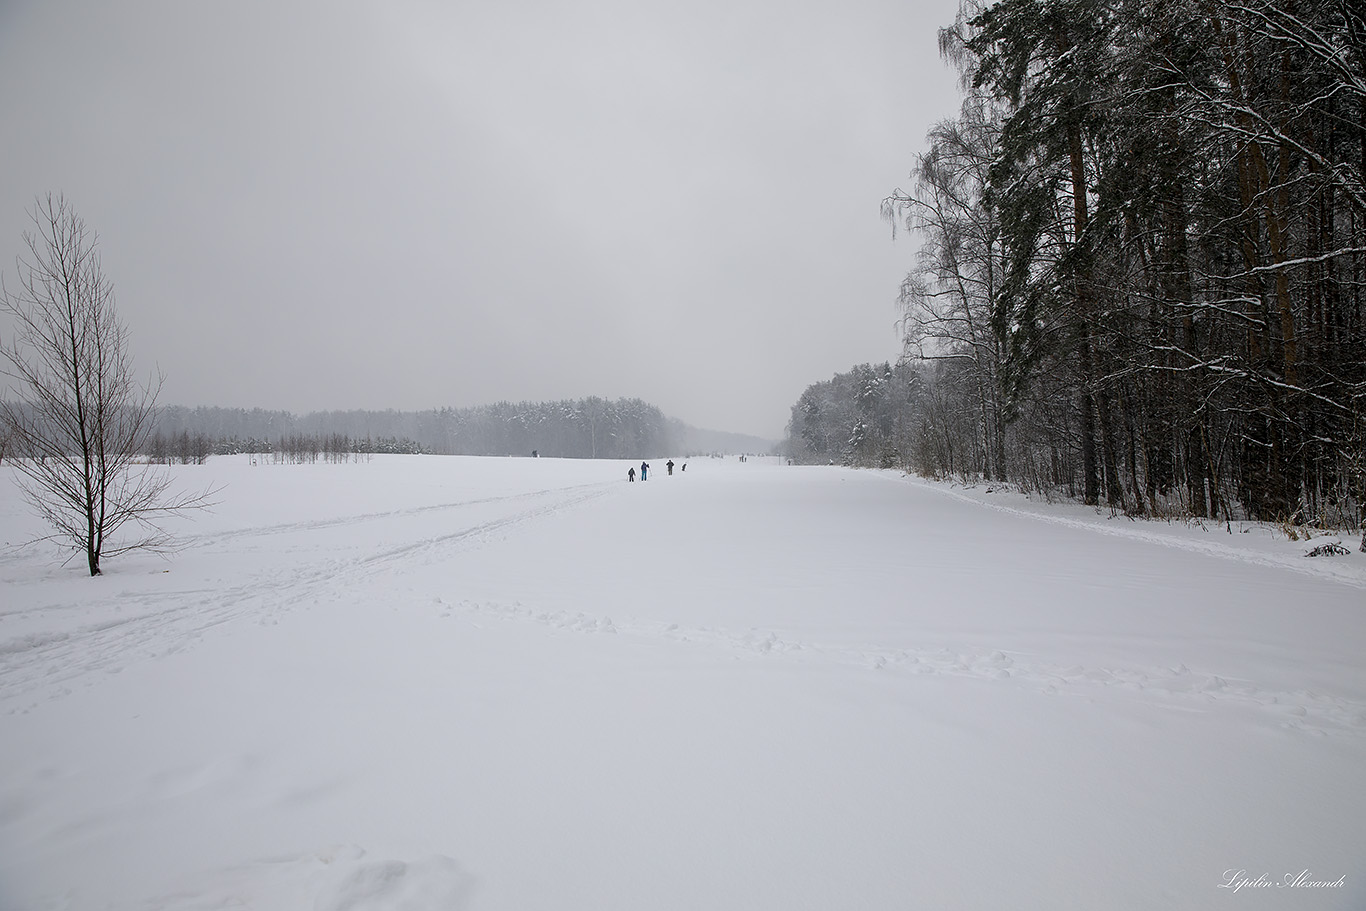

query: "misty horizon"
left=145, top=398, right=779, bottom=461
left=0, top=0, right=964, bottom=441
left=151, top=397, right=781, bottom=443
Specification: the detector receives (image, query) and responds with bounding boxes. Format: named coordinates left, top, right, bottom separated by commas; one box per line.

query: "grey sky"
left=0, top=0, right=963, bottom=439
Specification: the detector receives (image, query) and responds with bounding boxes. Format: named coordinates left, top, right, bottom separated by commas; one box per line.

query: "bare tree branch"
left=0, top=194, right=214, bottom=576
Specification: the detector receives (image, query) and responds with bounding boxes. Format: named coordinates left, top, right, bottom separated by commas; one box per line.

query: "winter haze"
left=0, top=0, right=962, bottom=439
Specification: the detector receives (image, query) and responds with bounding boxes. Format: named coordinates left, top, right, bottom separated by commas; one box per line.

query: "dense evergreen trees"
left=825, top=0, right=1363, bottom=532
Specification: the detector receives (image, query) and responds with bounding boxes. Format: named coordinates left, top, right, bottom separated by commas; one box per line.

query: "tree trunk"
left=1068, top=120, right=1100, bottom=506
left=1099, top=389, right=1125, bottom=510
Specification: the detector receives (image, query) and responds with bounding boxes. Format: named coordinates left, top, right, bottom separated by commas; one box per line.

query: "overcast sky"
left=0, top=0, right=963, bottom=439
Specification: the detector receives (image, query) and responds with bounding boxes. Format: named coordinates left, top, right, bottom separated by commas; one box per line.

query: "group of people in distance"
left=628, top=459, right=684, bottom=482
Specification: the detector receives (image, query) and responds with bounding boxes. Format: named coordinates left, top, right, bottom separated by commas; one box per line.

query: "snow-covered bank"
left=1, top=456, right=1362, bottom=909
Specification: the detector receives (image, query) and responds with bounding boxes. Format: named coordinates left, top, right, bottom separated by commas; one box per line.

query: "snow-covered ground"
left=1, top=455, right=1362, bottom=910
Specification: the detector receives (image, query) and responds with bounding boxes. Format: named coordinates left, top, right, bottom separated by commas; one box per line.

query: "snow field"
left=1, top=455, right=1363, bottom=910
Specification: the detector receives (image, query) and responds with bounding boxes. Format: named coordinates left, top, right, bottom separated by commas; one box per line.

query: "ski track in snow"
left=175, top=483, right=610, bottom=549
left=5, top=470, right=1363, bottom=742
left=0, top=484, right=612, bottom=710
left=3, top=462, right=1365, bottom=911
left=443, top=598, right=1366, bottom=740
left=140, top=844, right=477, bottom=911
left=899, top=475, right=1366, bottom=591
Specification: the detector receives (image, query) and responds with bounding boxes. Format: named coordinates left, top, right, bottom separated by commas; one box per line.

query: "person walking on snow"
left=666, top=459, right=675, bottom=475
left=640, top=461, right=649, bottom=481
left=628, top=466, right=636, bottom=482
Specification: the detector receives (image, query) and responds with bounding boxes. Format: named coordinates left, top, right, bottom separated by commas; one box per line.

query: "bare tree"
left=0, top=194, right=209, bottom=575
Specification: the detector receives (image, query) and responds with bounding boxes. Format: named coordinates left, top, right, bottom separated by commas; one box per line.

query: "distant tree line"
left=140, top=430, right=423, bottom=464
left=146, top=429, right=213, bottom=465
left=788, top=363, right=919, bottom=470
left=148, top=397, right=679, bottom=460
left=847, top=0, right=1364, bottom=531
left=789, top=361, right=1005, bottom=481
